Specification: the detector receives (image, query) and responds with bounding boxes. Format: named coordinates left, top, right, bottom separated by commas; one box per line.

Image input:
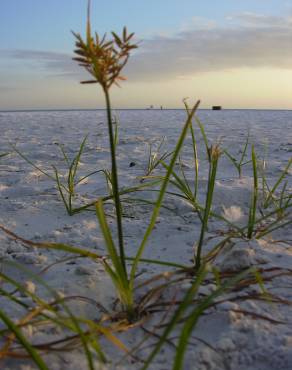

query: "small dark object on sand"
left=129, top=162, right=136, bottom=167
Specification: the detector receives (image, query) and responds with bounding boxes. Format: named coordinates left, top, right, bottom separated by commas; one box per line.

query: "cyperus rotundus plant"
left=73, top=1, right=141, bottom=317
left=72, top=2, right=201, bottom=317
left=72, top=0, right=137, bottom=282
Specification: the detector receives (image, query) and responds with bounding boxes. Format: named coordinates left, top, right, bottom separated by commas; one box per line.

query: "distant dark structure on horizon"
left=212, top=106, right=222, bottom=111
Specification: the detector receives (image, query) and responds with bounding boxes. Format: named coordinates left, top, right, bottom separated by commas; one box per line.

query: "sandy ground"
left=0, top=109, right=291, bottom=370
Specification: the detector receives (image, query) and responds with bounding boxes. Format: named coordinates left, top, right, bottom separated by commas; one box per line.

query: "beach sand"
left=0, top=109, right=291, bottom=369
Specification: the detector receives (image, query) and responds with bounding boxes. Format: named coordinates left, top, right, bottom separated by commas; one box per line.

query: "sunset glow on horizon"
left=1, top=0, right=291, bottom=110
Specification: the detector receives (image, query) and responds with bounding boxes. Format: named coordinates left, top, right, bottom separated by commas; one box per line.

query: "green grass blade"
left=223, top=149, right=240, bottom=175
left=239, top=131, right=250, bottom=166
left=52, top=165, right=70, bottom=215
left=195, top=147, right=220, bottom=269
left=0, top=152, right=9, bottom=159
left=95, top=200, right=128, bottom=282
left=247, top=145, right=258, bottom=238
left=142, top=265, right=208, bottom=370
left=129, top=100, right=200, bottom=288
left=256, top=217, right=292, bottom=239
left=75, top=169, right=104, bottom=186
left=172, top=268, right=253, bottom=370
left=95, top=200, right=133, bottom=310
left=195, top=116, right=210, bottom=162
left=72, top=179, right=162, bottom=214
left=161, top=161, right=194, bottom=201
left=12, top=144, right=56, bottom=181
left=58, top=143, right=70, bottom=167
left=189, top=122, right=199, bottom=199
left=263, top=158, right=292, bottom=208
left=125, top=256, right=186, bottom=269
left=2, top=261, right=102, bottom=369
left=0, top=309, right=49, bottom=370
left=178, top=156, right=193, bottom=196
left=72, top=135, right=88, bottom=180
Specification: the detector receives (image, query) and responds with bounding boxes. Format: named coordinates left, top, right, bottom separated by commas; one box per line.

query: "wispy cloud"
left=1, top=13, right=291, bottom=82
left=2, top=49, right=81, bottom=78
left=0, top=85, right=24, bottom=93
left=127, top=13, right=292, bottom=80
left=226, top=12, right=292, bottom=27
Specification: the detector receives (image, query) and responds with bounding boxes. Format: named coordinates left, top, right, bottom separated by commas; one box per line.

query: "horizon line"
left=1, top=107, right=291, bottom=113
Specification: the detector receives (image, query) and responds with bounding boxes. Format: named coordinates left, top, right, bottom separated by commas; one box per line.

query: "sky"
left=0, top=0, right=292, bottom=110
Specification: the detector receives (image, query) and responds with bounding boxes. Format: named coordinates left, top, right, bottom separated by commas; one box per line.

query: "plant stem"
left=247, top=145, right=258, bottom=239
left=104, top=88, right=126, bottom=277
left=129, top=100, right=200, bottom=287
left=190, top=123, right=199, bottom=200
left=195, top=150, right=219, bottom=270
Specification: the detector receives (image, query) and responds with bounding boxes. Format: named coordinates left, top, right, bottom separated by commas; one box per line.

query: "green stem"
left=129, top=101, right=200, bottom=288
left=104, top=88, right=126, bottom=277
left=195, top=154, right=219, bottom=270
left=247, top=145, right=258, bottom=239
left=190, top=123, right=199, bottom=200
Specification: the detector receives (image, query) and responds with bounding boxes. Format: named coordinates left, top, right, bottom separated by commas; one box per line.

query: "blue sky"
left=1, top=0, right=288, bottom=50
left=0, top=0, right=292, bottom=109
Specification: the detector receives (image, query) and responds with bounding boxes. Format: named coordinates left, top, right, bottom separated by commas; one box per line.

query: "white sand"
left=0, top=109, right=291, bottom=370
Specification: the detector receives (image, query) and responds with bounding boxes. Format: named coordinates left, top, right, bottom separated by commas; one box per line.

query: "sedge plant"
left=223, top=132, right=251, bottom=178
left=161, top=100, right=211, bottom=216
left=247, top=145, right=258, bottom=238
left=73, top=0, right=202, bottom=318
left=203, top=147, right=291, bottom=265
left=73, top=5, right=201, bottom=316
left=194, top=145, right=221, bottom=269
left=94, top=101, right=201, bottom=317
left=141, top=106, right=224, bottom=269
left=240, top=145, right=290, bottom=240
left=141, top=101, right=202, bottom=218
left=12, top=136, right=103, bottom=216
left=72, top=0, right=138, bottom=293
left=13, top=118, right=157, bottom=216
left=142, top=137, right=172, bottom=180
left=148, top=103, right=222, bottom=270
left=140, top=115, right=290, bottom=267
left=2, top=2, right=290, bottom=369
left=261, top=158, right=292, bottom=212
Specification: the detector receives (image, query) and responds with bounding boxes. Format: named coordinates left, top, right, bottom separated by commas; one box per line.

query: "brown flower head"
left=72, top=1, right=137, bottom=90
left=209, top=144, right=222, bottom=161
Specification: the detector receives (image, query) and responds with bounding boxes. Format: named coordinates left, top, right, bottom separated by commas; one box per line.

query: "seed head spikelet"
left=210, top=144, right=222, bottom=161
left=72, top=1, right=137, bottom=90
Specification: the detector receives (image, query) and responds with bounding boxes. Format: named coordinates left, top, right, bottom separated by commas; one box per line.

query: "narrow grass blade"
left=195, top=116, right=210, bottom=162
left=129, top=100, right=200, bottom=288
left=263, top=159, right=292, bottom=209
left=52, top=165, right=70, bottom=215
left=12, top=144, right=56, bottom=182
left=58, top=143, right=70, bottom=167
left=0, top=309, right=49, bottom=370
left=247, top=145, right=258, bottom=238
left=172, top=268, right=253, bottom=370
left=1, top=261, right=104, bottom=368
left=0, top=152, right=9, bottom=159
left=71, top=135, right=88, bottom=180
left=95, top=200, right=128, bottom=282
left=141, top=265, right=208, bottom=370
left=189, top=122, right=199, bottom=199
left=195, top=146, right=220, bottom=269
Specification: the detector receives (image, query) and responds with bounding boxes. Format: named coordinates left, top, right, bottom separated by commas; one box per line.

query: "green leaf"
left=0, top=310, right=48, bottom=369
